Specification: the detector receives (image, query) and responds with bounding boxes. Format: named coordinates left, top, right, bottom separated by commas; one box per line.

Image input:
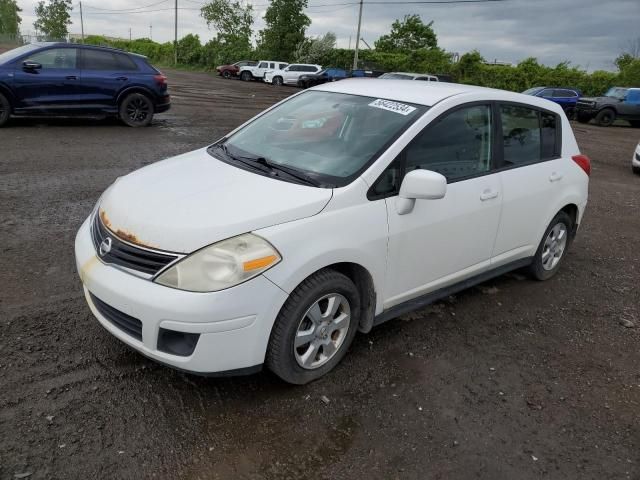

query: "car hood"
left=580, top=96, right=619, bottom=105
left=98, top=148, right=333, bottom=253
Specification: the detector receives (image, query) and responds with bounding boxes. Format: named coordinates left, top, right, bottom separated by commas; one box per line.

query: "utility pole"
left=352, top=0, right=363, bottom=70
left=174, top=0, right=178, bottom=65
left=129, top=28, right=132, bottom=41
left=348, top=35, right=351, bottom=50
left=149, top=23, right=152, bottom=40
left=79, top=1, right=85, bottom=42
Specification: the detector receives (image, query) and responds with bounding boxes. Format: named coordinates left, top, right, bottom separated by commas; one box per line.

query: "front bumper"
left=633, top=150, right=640, bottom=168
left=75, top=216, right=288, bottom=374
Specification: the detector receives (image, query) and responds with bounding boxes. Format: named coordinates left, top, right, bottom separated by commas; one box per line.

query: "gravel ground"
left=1, top=70, right=639, bottom=480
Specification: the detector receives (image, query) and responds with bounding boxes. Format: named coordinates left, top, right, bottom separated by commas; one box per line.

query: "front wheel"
left=576, top=113, right=591, bottom=124
left=266, top=269, right=360, bottom=384
left=240, top=71, right=252, bottom=82
left=119, top=93, right=154, bottom=127
left=528, top=211, right=573, bottom=281
left=272, top=76, right=283, bottom=87
left=595, top=108, right=616, bottom=127
left=0, top=92, right=10, bottom=127
left=222, top=70, right=231, bottom=79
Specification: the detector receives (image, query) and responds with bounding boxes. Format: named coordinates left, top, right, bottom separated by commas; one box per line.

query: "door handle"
left=65, top=75, right=78, bottom=80
left=116, top=76, right=128, bottom=81
left=480, top=189, right=499, bottom=201
left=549, top=172, right=564, bottom=182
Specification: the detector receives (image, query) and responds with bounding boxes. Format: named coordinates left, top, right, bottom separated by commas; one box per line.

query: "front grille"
left=91, top=213, right=178, bottom=275
left=90, top=293, right=143, bottom=341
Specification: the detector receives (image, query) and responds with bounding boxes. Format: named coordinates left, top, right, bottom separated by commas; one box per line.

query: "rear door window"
left=500, top=104, right=559, bottom=166
left=115, top=53, right=138, bottom=71
left=82, top=49, right=121, bottom=70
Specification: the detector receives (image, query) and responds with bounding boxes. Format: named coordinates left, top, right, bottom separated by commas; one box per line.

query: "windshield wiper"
left=212, top=143, right=321, bottom=187
left=253, top=157, right=321, bottom=187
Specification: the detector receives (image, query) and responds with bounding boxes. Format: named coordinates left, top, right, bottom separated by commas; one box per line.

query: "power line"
left=81, top=0, right=170, bottom=12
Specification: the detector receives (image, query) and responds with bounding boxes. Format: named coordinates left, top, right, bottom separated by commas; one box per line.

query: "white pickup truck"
left=239, top=60, right=289, bottom=82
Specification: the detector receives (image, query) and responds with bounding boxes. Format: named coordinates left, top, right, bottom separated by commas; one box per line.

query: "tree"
left=201, top=0, right=253, bottom=65
left=375, top=14, right=437, bottom=53
left=0, top=0, right=21, bottom=36
left=257, top=0, right=310, bottom=61
left=294, top=32, right=336, bottom=63
left=34, top=0, right=72, bottom=40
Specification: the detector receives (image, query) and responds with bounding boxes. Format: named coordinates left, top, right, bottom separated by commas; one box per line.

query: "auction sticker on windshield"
left=369, top=99, right=417, bottom=116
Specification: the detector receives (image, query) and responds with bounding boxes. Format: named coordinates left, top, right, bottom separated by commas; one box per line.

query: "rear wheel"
left=272, top=76, right=283, bottom=86
left=528, top=211, right=573, bottom=281
left=266, top=269, right=360, bottom=384
left=119, top=93, right=154, bottom=127
left=240, top=71, right=252, bottom=82
left=595, top=108, right=616, bottom=127
left=0, top=92, right=10, bottom=127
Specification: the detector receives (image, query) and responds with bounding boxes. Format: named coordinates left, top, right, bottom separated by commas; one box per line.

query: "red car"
left=216, top=60, right=257, bottom=79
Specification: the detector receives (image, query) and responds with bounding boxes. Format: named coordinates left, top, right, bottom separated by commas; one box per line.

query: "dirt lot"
left=1, top=70, right=639, bottom=480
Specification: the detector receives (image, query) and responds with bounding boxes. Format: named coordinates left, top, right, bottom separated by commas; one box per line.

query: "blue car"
left=0, top=42, right=170, bottom=127
left=522, top=86, right=581, bottom=117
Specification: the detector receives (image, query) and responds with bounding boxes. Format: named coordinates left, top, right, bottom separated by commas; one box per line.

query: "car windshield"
left=522, top=87, right=544, bottom=95
left=211, top=91, right=426, bottom=187
left=0, top=43, right=41, bottom=65
left=604, top=87, right=628, bottom=100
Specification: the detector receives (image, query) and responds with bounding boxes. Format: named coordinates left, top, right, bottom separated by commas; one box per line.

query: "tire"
left=629, top=120, right=640, bottom=128
left=565, top=106, right=575, bottom=120
left=240, top=71, right=252, bottom=82
left=266, top=269, right=361, bottom=385
left=528, top=211, right=573, bottom=281
left=222, top=70, right=231, bottom=79
left=595, top=108, right=616, bottom=127
left=0, top=92, right=10, bottom=127
left=272, top=76, right=283, bottom=87
left=633, top=166, right=640, bottom=175
left=576, top=113, right=591, bottom=124
left=119, top=93, right=154, bottom=127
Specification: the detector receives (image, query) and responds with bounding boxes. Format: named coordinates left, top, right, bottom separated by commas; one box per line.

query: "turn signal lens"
left=243, top=255, right=278, bottom=272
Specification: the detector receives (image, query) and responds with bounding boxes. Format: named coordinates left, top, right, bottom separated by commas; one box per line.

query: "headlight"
left=154, top=233, right=281, bottom=292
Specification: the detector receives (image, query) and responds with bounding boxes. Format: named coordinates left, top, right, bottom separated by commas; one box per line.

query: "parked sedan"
left=216, top=60, right=257, bottom=79
left=523, top=86, right=581, bottom=117
left=76, top=80, right=589, bottom=384
left=0, top=42, right=170, bottom=127
left=297, top=68, right=347, bottom=89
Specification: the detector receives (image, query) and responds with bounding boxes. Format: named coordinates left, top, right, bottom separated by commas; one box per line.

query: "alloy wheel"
left=541, top=223, right=567, bottom=271
left=294, top=293, right=351, bottom=369
left=125, top=97, right=151, bottom=124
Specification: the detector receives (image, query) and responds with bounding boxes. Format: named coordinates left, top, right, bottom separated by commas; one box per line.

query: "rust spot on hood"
left=99, top=209, right=111, bottom=228
left=99, top=209, right=157, bottom=249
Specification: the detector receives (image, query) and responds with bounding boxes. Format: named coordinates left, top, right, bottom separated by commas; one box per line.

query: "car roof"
left=30, top=41, right=144, bottom=57
left=313, top=79, right=555, bottom=108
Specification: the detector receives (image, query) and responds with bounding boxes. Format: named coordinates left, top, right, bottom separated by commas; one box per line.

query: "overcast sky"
left=17, top=0, right=640, bottom=71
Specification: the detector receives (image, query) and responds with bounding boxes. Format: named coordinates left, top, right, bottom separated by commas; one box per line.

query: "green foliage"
left=375, top=15, right=437, bottom=53
left=257, top=0, right=310, bottom=61
left=0, top=0, right=21, bottom=36
left=33, top=0, right=71, bottom=40
left=617, top=58, right=640, bottom=86
left=294, top=32, right=336, bottom=63
left=177, top=34, right=202, bottom=65
left=200, top=0, right=253, bottom=67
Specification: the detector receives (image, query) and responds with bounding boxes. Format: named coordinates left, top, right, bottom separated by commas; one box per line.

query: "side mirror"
left=396, top=169, right=447, bottom=215
left=23, top=61, right=42, bottom=70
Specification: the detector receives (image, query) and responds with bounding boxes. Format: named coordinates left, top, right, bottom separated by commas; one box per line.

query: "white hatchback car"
left=75, top=80, right=590, bottom=384
left=633, top=140, right=640, bottom=174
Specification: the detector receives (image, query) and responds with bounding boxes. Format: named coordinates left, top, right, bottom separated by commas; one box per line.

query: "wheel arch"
left=597, top=105, right=618, bottom=115
left=116, top=85, right=156, bottom=106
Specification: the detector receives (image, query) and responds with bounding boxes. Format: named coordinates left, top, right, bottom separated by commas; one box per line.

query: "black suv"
left=575, top=87, right=640, bottom=127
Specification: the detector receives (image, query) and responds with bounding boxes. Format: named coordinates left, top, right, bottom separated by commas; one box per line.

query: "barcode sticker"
left=368, top=99, right=417, bottom=116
